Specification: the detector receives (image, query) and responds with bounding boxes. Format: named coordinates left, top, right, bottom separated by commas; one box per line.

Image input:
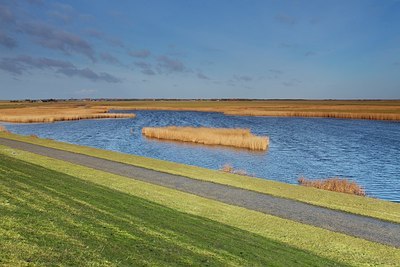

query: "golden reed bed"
left=0, top=106, right=135, bottom=123
left=2, top=100, right=399, bottom=123
left=109, top=107, right=400, bottom=121
left=142, top=126, right=269, bottom=150
left=223, top=110, right=400, bottom=120
left=2, top=100, right=400, bottom=122
left=100, top=100, right=400, bottom=121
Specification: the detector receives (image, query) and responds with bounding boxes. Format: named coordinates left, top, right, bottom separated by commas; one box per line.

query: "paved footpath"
left=1, top=137, right=399, bottom=248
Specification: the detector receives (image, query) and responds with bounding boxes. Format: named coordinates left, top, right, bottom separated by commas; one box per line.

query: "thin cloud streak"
left=233, top=75, right=253, bottom=82
left=19, top=21, right=96, bottom=61
left=197, top=72, right=209, bottom=80
left=57, top=68, right=121, bottom=83
left=86, top=29, right=125, bottom=48
left=0, top=55, right=120, bottom=83
left=99, top=52, right=121, bottom=65
left=268, top=69, right=283, bottom=75
left=0, top=31, right=17, bottom=48
left=0, top=5, right=15, bottom=24
left=157, top=55, right=186, bottom=73
left=305, top=51, right=317, bottom=57
left=135, top=61, right=156, bottom=75
left=275, top=14, right=296, bottom=25
left=129, top=49, right=151, bottom=58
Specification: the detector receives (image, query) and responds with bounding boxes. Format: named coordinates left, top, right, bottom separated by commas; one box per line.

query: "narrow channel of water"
left=5, top=110, right=400, bottom=202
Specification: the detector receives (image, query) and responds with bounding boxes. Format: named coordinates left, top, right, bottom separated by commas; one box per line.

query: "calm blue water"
left=4, top=110, right=400, bottom=202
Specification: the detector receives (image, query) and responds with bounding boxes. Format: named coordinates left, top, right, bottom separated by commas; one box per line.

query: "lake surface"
left=5, top=110, right=400, bottom=202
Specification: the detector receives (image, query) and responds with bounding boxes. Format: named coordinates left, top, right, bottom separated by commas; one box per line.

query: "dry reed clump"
left=142, top=126, right=269, bottom=150
left=0, top=106, right=135, bottom=123
left=0, top=125, right=8, bottom=132
left=298, top=177, right=366, bottom=196
left=220, top=164, right=248, bottom=176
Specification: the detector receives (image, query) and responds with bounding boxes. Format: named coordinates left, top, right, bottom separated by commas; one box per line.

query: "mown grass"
left=1, top=146, right=399, bottom=266
left=142, top=126, right=269, bottom=150
left=0, top=153, right=345, bottom=266
left=2, top=132, right=399, bottom=223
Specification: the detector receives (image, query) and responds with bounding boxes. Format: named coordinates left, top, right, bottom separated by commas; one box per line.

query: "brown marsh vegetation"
left=223, top=110, right=400, bottom=120
left=0, top=105, right=135, bottom=123
left=98, top=99, right=400, bottom=121
left=298, top=177, right=366, bottom=196
left=1, top=100, right=399, bottom=122
left=142, top=126, right=269, bottom=150
left=220, top=164, right=248, bottom=176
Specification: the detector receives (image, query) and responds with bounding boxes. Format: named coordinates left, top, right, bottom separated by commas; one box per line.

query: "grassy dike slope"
left=1, top=146, right=400, bottom=266
left=1, top=152, right=342, bottom=266
left=1, top=132, right=399, bottom=223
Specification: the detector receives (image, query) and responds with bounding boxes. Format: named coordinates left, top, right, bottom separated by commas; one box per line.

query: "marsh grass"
left=298, top=177, right=366, bottom=196
left=0, top=106, right=135, bottom=123
left=101, top=100, right=400, bottom=121
left=224, top=110, right=400, bottom=120
left=142, top=126, right=269, bottom=150
left=0, top=113, right=135, bottom=123
left=2, top=100, right=399, bottom=122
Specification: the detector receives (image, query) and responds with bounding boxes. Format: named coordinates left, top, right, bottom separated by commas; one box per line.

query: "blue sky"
left=0, top=0, right=399, bottom=99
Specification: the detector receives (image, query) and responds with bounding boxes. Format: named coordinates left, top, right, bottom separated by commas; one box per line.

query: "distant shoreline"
left=1, top=99, right=399, bottom=122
